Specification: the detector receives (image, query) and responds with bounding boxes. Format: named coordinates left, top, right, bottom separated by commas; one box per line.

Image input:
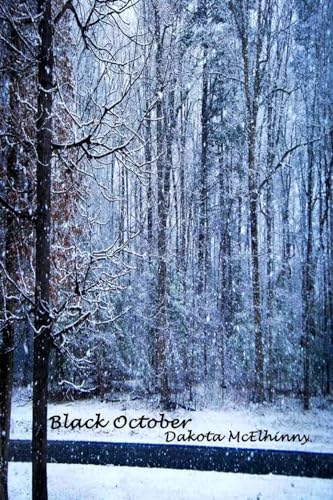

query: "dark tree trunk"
left=198, top=43, right=208, bottom=296
left=32, top=0, right=54, bottom=498
left=179, top=98, right=187, bottom=275
left=266, top=81, right=274, bottom=403
left=153, top=3, right=170, bottom=407
left=0, top=179, right=16, bottom=500
left=322, top=133, right=333, bottom=396
left=0, top=318, right=13, bottom=500
left=197, top=0, right=209, bottom=379
left=302, top=144, right=315, bottom=411
left=231, top=0, right=266, bottom=403
left=217, top=144, right=231, bottom=399
left=145, top=108, right=153, bottom=253
left=0, top=18, right=20, bottom=500
left=248, top=137, right=264, bottom=402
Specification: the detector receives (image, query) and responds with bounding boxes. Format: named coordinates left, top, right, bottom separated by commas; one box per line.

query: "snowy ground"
left=9, top=463, right=333, bottom=500
left=9, top=389, right=333, bottom=499
left=11, top=389, right=333, bottom=451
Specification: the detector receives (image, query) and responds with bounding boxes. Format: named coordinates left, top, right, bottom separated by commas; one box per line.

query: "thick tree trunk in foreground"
left=0, top=223, right=15, bottom=500
left=0, top=136, right=17, bottom=500
left=0, top=20, right=20, bottom=500
left=32, top=0, right=54, bottom=498
left=0, top=321, right=13, bottom=500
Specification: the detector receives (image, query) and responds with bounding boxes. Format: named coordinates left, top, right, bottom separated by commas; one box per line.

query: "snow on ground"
left=8, top=463, right=333, bottom=500
left=11, top=389, right=333, bottom=452
left=9, top=389, right=333, bottom=499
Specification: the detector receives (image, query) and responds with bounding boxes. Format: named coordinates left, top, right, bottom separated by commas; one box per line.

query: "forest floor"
left=8, top=388, right=333, bottom=499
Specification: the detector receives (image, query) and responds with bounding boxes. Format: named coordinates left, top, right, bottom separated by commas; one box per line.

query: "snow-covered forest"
left=0, top=0, right=332, bottom=498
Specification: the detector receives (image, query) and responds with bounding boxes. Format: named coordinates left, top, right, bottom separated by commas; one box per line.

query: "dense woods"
left=0, top=0, right=332, bottom=498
